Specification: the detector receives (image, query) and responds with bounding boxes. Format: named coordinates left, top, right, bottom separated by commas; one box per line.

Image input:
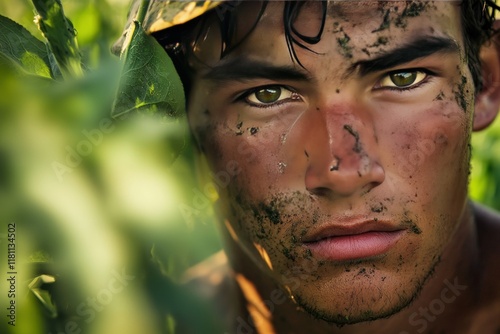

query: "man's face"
left=187, top=0, right=473, bottom=324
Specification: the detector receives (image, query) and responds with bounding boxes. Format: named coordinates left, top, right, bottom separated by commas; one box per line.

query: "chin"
left=282, top=254, right=442, bottom=326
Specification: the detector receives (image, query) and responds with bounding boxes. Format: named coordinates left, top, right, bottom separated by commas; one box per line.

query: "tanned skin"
left=180, top=1, right=500, bottom=333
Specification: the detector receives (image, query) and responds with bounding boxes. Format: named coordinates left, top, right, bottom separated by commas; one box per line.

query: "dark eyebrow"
left=352, top=36, right=460, bottom=76
left=203, top=57, right=311, bottom=83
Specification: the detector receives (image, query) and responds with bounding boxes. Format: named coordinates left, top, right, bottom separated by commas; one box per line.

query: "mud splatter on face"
left=343, top=124, right=362, bottom=153
left=280, top=240, right=295, bottom=261
left=409, top=224, right=422, bottom=235
left=259, top=199, right=282, bottom=225
left=371, top=202, right=387, bottom=213
left=336, top=29, right=353, bottom=59
left=249, top=127, right=260, bottom=135
left=394, top=2, right=429, bottom=29
left=235, top=121, right=244, bottom=135
left=434, top=91, right=445, bottom=101
left=361, top=48, right=371, bottom=57
left=455, top=75, right=469, bottom=112
left=361, top=36, right=391, bottom=57
left=278, top=161, right=287, bottom=174
left=372, top=9, right=390, bottom=33
left=330, top=155, right=341, bottom=171
left=372, top=36, right=389, bottom=47
left=401, top=213, right=422, bottom=235
left=280, top=133, right=287, bottom=144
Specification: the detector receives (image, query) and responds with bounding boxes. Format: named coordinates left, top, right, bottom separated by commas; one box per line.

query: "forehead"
left=191, top=0, right=462, bottom=69
left=328, top=0, right=433, bottom=17
left=256, top=0, right=460, bottom=32
left=193, top=0, right=463, bottom=72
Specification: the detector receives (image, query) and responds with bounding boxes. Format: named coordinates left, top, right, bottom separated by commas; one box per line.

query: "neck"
left=224, top=202, right=480, bottom=334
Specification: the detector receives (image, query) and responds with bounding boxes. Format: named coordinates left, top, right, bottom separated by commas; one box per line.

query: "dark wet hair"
left=461, top=0, right=500, bottom=91
left=153, top=0, right=500, bottom=96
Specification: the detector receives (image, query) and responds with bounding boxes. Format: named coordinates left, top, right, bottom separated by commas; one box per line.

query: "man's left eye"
left=378, top=70, right=428, bottom=89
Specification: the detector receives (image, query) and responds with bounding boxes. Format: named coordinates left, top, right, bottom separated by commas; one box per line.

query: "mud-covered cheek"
left=225, top=191, right=319, bottom=273
left=391, top=108, right=469, bottom=214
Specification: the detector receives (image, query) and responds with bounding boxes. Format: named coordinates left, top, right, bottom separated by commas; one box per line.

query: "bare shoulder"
left=179, top=251, right=246, bottom=332
left=472, top=202, right=500, bottom=332
left=181, top=250, right=240, bottom=308
left=474, top=202, right=500, bottom=263
left=181, top=250, right=232, bottom=295
left=474, top=202, right=500, bottom=281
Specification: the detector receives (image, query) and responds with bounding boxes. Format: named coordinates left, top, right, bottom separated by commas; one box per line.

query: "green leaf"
left=32, top=0, right=83, bottom=78
left=0, top=15, right=52, bottom=78
left=111, top=21, right=185, bottom=119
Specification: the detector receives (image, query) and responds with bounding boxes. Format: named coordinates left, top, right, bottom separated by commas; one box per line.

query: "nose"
left=304, top=103, right=385, bottom=198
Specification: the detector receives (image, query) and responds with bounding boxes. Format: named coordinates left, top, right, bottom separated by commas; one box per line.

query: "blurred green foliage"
left=0, top=1, right=499, bottom=334
left=0, top=1, right=221, bottom=334
left=470, top=116, right=500, bottom=210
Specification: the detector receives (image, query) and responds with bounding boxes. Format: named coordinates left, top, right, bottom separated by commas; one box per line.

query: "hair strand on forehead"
left=283, top=1, right=327, bottom=68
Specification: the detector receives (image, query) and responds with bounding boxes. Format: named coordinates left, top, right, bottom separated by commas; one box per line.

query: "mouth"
left=302, top=220, right=406, bottom=262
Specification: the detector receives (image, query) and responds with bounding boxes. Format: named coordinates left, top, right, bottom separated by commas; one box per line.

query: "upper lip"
left=302, top=218, right=405, bottom=243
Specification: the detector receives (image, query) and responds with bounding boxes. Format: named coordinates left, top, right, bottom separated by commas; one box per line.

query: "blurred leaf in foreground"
left=32, top=0, right=83, bottom=78
left=112, top=21, right=185, bottom=120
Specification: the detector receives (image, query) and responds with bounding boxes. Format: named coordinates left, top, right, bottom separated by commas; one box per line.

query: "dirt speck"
left=278, top=162, right=287, bottom=174
left=330, top=155, right=341, bottom=171
left=249, top=127, right=260, bottom=135
left=434, top=91, right=445, bottom=101
left=371, top=202, right=387, bottom=213
left=372, top=9, right=390, bottom=33
left=410, top=224, right=422, bottom=234
left=235, top=121, right=244, bottom=135
left=280, top=133, right=287, bottom=144
left=356, top=268, right=366, bottom=276
left=370, top=36, right=389, bottom=48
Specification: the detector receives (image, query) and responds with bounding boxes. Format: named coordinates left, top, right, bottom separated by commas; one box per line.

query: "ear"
left=474, top=21, right=500, bottom=131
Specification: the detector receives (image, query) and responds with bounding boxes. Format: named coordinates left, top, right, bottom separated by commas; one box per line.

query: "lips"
left=302, top=219, right=406, bottom=261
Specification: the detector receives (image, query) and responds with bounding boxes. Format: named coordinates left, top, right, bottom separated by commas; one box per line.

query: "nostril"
left=361, top=181, right=382, bottom=196
left=306, top=186, right=331, bottom=197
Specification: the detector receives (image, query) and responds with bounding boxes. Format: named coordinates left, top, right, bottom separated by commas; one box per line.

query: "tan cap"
left=113, top=0, right=223, bottom=54
left=143, top=0, right=222, bottom=33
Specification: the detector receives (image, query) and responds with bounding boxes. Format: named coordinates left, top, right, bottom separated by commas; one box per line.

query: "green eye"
left=390, top=72, right=417, bottom=87
left=255, top=87, right=282, bottom=103
left=379, top=70, right=427, bottom=89
left=246, top=86, right=296, bottom=106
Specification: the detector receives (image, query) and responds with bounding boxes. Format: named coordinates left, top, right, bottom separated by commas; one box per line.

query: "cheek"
left=204, top=122, right=298, bottom=200
left=382, top=97, right=471, bottom=205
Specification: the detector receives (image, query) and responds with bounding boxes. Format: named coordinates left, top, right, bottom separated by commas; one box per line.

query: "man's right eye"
left=243, top=86, right=300, bottom=107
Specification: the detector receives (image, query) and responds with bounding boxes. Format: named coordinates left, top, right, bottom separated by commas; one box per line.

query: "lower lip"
left=305, top=231, right=404, bottom=261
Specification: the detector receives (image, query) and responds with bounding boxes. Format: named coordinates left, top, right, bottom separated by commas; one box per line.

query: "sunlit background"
left=0, top=1, right=498, bottom=334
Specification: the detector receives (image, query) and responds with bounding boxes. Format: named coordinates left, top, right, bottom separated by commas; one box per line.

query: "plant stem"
left=135, top=0, right=150, bottom=27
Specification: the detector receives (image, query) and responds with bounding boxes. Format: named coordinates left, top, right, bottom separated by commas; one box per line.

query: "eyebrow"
left=203, top=57, right=312, bottom=83
left=351, top=36, right=460, bottom=76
